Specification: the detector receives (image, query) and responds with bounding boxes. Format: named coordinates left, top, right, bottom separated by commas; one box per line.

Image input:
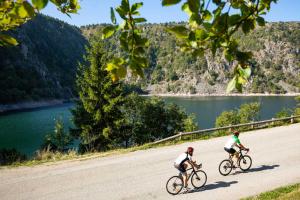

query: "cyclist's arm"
left=187, top=160, right=199, bottom=169
left=235, top=143, right=249, bottom=151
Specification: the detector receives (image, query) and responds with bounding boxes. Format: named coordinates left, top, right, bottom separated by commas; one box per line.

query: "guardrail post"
left=271, top=118, right=275, bottom=126
left=291, top=115, right=294, bottom=124
left=179, top=132, right=182, bottom=140
left=251, top=121, right=254, bottom=129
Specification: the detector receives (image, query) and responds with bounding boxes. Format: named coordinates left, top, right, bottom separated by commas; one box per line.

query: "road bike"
left=218, top=148, right=252, bottom=176
left=166, top=164, right=207, bottom=195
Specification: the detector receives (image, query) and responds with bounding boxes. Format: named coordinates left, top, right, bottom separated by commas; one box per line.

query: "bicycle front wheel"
left=191, top=170, right=207, bottom=189
left=219, top=159, right=233, bottom=176
left=239, top=155, right=252, bottom=171
left=166, top=176, right=183, bottom=195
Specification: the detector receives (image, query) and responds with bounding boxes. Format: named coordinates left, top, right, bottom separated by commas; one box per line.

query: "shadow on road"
left=184, top=181, right=238, bottom=194
left=233, top=164, right=280, bottom=175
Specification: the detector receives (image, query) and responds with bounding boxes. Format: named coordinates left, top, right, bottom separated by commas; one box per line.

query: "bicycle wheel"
left=239, top=155, right=252, bottom=171
left=166, top=176, right=183, bottom=195
left=219, top=159, right=233, bottom=176
left=191, top=170, right=207, bottom=189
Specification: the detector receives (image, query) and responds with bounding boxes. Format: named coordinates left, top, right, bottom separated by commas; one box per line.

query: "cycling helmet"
left=187, top=147, right=194, bottom=153
left=233, top=130, right=240, bottom=136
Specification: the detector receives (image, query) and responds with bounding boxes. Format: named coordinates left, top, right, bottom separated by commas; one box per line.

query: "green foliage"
left=71, top=39, right=125, bottom=152
left=0, top=148, right=27, bottom=165
left=104, top=0, right=149, bottom=82
left=183, top=113, right=198, bottom=132
left=242, top=183, right=300, bottom=200
left=114, top=93, right=198, bottom=147
left=215, top=102, right=261, bottom=133
left=275, top=108, right=290, bottom=119
left=0, top=0, right=80, bottom=46
left=0, top=15, right=87, bottom=104
left=238, top=102, right=261, bottom=123
left=42, top=118, right=73, bottom=152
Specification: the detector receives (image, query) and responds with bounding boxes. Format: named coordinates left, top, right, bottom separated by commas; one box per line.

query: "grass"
left=1, top=122, right=299, bottom=168
left=241, top=183, right=300, bottom=200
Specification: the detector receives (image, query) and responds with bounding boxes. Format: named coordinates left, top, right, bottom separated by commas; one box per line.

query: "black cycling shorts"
left=174, top=163, right=186, bottom=173
left=224, top=147, right=236, bottom=154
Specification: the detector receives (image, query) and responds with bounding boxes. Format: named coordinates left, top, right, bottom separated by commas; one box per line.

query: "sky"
left=41, top=0, right=300, bottom=27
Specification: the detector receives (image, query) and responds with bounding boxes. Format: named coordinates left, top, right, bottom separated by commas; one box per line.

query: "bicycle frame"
left=179, top=167, right=197, bottom=181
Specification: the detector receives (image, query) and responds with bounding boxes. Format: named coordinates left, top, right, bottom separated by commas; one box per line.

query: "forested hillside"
left=1, top=16, right=299, bottom=105
left=0, top=15, right=87, bottom=104
left=82, top=22, right=300, bottom=95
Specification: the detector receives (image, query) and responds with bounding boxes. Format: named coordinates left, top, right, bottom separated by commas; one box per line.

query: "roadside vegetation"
left=241, top=183, right=300, bottom=200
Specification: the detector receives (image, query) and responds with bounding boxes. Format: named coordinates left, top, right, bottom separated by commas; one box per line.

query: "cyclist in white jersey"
left=224, top=131, right=249, bottom=167
left=174, top=147, right=200, bottom=190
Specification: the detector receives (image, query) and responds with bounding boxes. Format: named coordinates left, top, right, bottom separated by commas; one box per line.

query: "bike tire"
left=191, top=170, right=207, bottom=189
left=239, top=155, right=252, bottom=171
left=219, top=159, right=233, bottom=176
left=166, top=176, right=183, bottom=195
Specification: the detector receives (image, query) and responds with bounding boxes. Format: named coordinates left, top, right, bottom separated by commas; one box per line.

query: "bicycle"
left=218, top=148, right=252, bottom=176
left=166, top=164, right=207, bottom=195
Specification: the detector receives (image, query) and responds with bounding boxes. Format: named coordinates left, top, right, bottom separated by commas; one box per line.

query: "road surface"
left=1, top=123, right=300, bottom=200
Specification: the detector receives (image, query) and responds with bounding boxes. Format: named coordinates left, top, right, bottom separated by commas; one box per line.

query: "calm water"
left=0, top=97, right=297, bottom=156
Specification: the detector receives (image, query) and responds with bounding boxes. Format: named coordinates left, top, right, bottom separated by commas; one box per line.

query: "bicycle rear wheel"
left=191, top=170, right=207, bottom=189
left=219, top=159, right=233, bottom=176
left=166, top=176, right=183, bottom=195
left=239, top=155, right=252, bottom=171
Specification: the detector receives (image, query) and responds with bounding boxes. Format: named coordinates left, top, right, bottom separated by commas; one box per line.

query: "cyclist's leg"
left=180, top=163, right=188, bottom=188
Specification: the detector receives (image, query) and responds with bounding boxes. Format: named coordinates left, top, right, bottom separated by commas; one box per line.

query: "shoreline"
left=142, top=93, right=300, bottom=97
left=0, top=100, right=67, bottom=114
left=0, top=93, right=299, bottom=113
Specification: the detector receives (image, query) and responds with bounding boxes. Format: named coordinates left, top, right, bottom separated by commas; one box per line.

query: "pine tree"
left=71, top=39, right=124, bottom=153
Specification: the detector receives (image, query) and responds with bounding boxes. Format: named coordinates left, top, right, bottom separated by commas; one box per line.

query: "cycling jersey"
left=225, top=135, right=241, bottom=149
left=174, top=153, right=192, bottom=166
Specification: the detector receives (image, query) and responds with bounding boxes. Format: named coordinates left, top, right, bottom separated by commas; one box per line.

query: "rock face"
left=82, top=22, right=300, bottom=95
left=0, top=15, right=87, bottom=104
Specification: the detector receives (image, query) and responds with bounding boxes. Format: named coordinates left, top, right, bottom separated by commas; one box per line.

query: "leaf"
left=131, top=2, right=143, bottom=12
left=228, top=14, right=241, bottom=26
left=102, top=26, right=116, bottom=39
left=195, top=29, right=208, bottom=40
left=110, top=7, right=116, bottom=24
left=121, top=0, right=130, bottom=12
left=187, top=0, right=199, bottom=13
left=237, top=76, right=247, bottom=84
left=134, top=18, right=147, bottom=23
left=226, top=76, right=237, bottom=93
left=23, top=2, right=36, bottom=17
left=167, top=26, right=189, bottom=39
left=182, top=2, right=193, bottom=17
left=203, top=10, right=212, bottom=21
left=32, top=0, right=48, bottom=10
left=162, top=0, right=181, bottom=6
left=242, top=18, right=255, bottom=34
left=256, top=16, right=265, bottom=26
left=116, top=6, right=127, bottom=19
left=243, top=67, right=251, bottom=78
left=0, top=34, right=18, bottom=46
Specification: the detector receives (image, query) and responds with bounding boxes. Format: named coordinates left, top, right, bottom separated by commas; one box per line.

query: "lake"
left=0, top=96, right=297, bottom=156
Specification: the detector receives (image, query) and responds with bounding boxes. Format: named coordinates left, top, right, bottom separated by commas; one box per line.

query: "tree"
left=215, top=102, right=261, bottom=134
left=114, top=93, right=198, bottom=147
left=238, top=102, right=260, bottom=123
left=0, top=0, right=80, bottom=46
left=71, top=38, right=125, bottom=153
left=42, top=117, right=72, bottom=152
left=1, top=0, right=278, bottom=92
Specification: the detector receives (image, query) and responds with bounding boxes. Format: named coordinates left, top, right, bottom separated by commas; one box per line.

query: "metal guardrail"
left=151, top=115, right=300, bottom=145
